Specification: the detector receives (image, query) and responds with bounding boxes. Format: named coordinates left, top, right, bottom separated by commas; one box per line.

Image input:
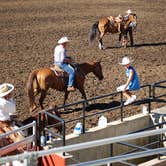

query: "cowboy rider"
left=53, top=36, right=76, bottom=92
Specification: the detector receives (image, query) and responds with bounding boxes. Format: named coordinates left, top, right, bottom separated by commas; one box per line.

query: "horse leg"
left=29, top=90, right=37, bottom=112
left=39, top=90, right=46, bottom=109
left=129, top=28, right=134, bottom=46
left=63, top=91, right=69, bottom=106
left=79, top=88, right=88, bottom=106
left=30, top=102, right=37, bottom=113
left=62, top=91, right=69, bottom=111
left=117, top=33, right=122, bottom=48
left=122, top=34, right=128, bottom=48
left=98, top=33, right=104, bottom=50
left=29, top=89, right=40, bottom=112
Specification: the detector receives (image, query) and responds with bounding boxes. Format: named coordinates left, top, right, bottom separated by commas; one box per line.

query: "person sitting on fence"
left=0, top=83, right=24, bottom=149
left=117, top=56, right=140, bottom=105
left=53, top=36, right=76, bottom=92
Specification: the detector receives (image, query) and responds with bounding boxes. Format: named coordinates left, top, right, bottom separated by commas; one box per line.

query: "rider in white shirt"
left=54, top=37, right=76, bottom=92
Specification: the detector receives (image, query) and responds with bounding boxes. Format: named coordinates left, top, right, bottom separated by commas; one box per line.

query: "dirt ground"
left=0, top=0, right=165, bottom=133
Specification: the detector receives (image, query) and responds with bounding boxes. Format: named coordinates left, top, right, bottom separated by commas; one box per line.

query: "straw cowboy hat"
left=119, top=56, right=134, bottom=65
left=126, top=9, right=133, bottom=14
left=0, top=83, right=14, bottom=97
left=58, top=36, right=69, bottom=44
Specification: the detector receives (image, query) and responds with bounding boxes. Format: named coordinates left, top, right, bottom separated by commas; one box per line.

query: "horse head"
left=92, top=60, right=104, bottom=80
left=124, top=13, right=137, bottom=31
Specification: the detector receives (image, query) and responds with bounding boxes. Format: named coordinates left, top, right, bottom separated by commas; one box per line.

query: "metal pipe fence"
left=0, top=128, right=166, bottom=165
left=0, top=121, right=36, bottom=157
left=40, top=80, right=166, bottom=147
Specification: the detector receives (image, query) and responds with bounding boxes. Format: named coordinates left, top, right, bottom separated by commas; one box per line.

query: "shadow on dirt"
left=105, top=41, right=166, bottom=49
left=61, top=100, right=120, bottom=114
left=133, top=41, right=166, bottom=48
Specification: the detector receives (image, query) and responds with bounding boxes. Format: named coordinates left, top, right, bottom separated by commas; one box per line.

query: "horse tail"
left=26, top=70, right=39, bottom=112
left=89, top=21, right=99, bottom=44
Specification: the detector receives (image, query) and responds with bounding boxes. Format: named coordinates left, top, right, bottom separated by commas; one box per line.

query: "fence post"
left=108, top=144, right=113, bottom=166
left=27, top=153, right=38, bottom=166
left=32, top=121, right=36, bottom=147
left=37, top=112, right=42, bottom=146
left=120, top=92, right=123, bottom=122
left=62, top=120, right=66, bottom=156
left=82, top=101, right=86, bottom=134
left=158, top=124, right=162, bottom=160
left=148, top=85, right=152, bottom=114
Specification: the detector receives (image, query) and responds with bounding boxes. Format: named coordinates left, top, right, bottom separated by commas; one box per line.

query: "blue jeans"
left=60, top=64, right=75, bottom=87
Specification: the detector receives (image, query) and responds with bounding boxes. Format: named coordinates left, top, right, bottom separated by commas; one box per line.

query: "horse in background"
left=26, top=60, right=104, bottom=112
left=119, top=13, right=137, bottom=47
left=89, top=13, right=137, bottom=49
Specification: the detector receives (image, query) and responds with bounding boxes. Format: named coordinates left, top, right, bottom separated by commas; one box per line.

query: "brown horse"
left=26, top=60, right=104, bottom=112
left=89, top=13, right=137, bottom=49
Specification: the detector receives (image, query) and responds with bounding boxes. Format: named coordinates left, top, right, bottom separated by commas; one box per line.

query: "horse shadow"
left=133, top=98, right=166, bottom=106
left=60, top=97, right=166, bottom=114
left=61, top=100, right=120, bottom=114
left=105, top=41, right=166, bottom=49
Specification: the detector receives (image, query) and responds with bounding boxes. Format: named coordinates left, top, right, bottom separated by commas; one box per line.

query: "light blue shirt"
left=126, top=66, right=140, bottom=90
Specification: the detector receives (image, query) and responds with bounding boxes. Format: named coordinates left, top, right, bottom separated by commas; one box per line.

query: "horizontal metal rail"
left=56, top=84, right=150, bottom=110
left=0, top=121, right=36, bottom=139
left=0, top=121, right=36, bottom=156
left=0, top=128, right=166, bottom=164
left=41, top=80, right=165, bottom=148
left=70, top=148, right=166, bottom=166
left=0, top=135, right=35, bottom=156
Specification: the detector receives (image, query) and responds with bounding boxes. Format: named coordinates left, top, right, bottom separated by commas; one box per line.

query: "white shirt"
left=54, top=44, right=67, bottom=66
left=0, top=97, right=16, bottom=121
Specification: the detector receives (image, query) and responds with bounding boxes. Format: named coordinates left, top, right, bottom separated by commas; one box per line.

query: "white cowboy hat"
left=119, top=56, right=134, bottom=65
left=126, top=9, right=133, bottom=14
left=58, top=36, right=69, bottom=44
left=0, top=83, right=14, bottom=97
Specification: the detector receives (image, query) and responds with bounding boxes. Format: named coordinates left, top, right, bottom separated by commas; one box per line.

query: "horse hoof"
left=98, top=43, right=104, bottom=50
left=30, top=105, right=37, bottom=113
left=116, top=43, right=121, bottom=48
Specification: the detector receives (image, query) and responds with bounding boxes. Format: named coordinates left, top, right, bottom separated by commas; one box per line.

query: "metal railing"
left=0, top=128, right=166, bottom=165
left=0, top=80, right=165, bottom=165
left=0, top=121, right=36, bottom=157
left=40, top=80, right=166, bottom=147
left=113, top=121, right=166, bottom=166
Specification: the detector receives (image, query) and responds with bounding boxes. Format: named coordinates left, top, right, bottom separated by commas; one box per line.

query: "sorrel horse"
left=89, top=13, right=137, bottom=49
left=26, top=60, right=104, bottom=112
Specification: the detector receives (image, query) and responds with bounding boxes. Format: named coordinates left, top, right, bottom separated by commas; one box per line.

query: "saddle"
left=51, top=63, right=79, bottom=77
left=107, top=15, right=123, bottom=32
left=51, top=64, right=64, bottom=77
